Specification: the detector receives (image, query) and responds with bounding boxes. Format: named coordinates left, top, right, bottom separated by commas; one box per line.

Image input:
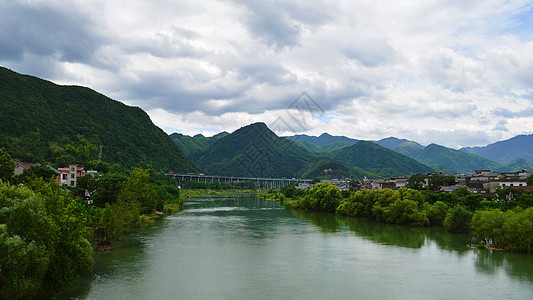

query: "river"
left=62, top=194, right=533, bottom=299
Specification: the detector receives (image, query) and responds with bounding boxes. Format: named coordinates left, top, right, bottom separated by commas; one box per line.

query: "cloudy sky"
left=2, top=0, right=533, bottom=148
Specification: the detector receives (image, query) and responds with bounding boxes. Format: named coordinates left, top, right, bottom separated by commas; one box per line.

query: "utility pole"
left=98, top=145, right=103, bottom=162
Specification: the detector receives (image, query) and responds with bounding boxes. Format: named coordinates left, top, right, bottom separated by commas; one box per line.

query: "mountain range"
left=283, top=134, right=533, bottom=174
left=0, top=66, right=200, bottom=172
left=3, top=66, right=532, bottom=179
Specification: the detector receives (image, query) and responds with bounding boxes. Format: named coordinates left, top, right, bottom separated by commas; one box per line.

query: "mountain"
left=297, top=158, right=378, bottom=179
left=0, top=66, right=200, bottom=172
left=169, top=131, right=229, bottom=158
left=325, top=141, right=433, bottom=177
left=286, top=133, right=359, bottom=152
left=374, top=137, right=424, bottom=156
left=409, top=144, right=502, bottom=174
left=500, top=158, right=533, bottom=172
left=195, top=122, right=316, bottom=178
left=460, top=134, right=533, bottom=165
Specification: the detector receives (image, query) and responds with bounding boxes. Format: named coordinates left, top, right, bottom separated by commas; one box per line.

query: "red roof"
left=16, top=162, right=34, bottom=169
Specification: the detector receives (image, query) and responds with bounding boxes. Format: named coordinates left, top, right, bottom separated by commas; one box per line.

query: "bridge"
left=165, top=173, right=312, bottom=189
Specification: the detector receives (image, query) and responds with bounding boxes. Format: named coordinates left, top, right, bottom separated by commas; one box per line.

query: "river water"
left=62, top=194, right=533, bottom=299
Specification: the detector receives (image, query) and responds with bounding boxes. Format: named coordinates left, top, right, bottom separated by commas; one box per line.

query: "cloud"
left=1, top=0, right=533, bottom=148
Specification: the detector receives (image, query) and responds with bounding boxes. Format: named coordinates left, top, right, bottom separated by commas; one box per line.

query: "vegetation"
left=194, top=122, right=316, bottom=178
left=0, top=66, right=200, bottom=173
left=325, top=141, right=433, bottom=178
left=0, top=180, right=93, bottom=298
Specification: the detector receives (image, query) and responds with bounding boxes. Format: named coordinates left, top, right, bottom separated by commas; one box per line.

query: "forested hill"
left=0, top=66, right=200, bottom=172
left=325, top=141, right=434, bottom=177
left=195, top=122, right=316, bottom=178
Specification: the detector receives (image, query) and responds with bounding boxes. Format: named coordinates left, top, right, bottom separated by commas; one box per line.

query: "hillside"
left=286, top=133, right=358, bottom=152
left=0, top=66, right=200, bottom=172
left=374, top=137, right=424, bottom=156
left=410, top=144, right=502, bottom=174
left=169, top=131, right=229, bottom=158
left=500, top=158, right=533, bottom=172
left=325, top=141, right=433, bottom=177
left=195, top=122, right=316, bottom=178
left=460, top=134, right=533, bottom=165
left=297, top=158, right=377, bottom=179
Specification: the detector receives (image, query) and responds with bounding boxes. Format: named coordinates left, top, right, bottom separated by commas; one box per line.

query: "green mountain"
left=297, top=158, right=377, bottom=179
left=460, top=134, right=533, bottom=165
left=169, top=131, right=229, bottom=158
left=374, top=137, right=424, bottom=156
left=409, top=144, right=502, bottom=174
left=499, top=158, right=533, bottom=172
left=325, top=141, right=433, bottom=177
left=195, top=122, right=316, bottom=178
left=286, top=133, right=358, bottom=152
left=0, top=66, right=200, bottom=172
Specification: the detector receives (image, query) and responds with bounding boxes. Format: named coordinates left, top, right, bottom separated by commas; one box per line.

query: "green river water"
left=61, top=194, right=533, bottom=299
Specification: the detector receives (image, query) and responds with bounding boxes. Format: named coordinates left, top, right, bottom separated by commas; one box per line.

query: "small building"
left=56, top=164, right=86, bottom=187
left=14, top=162, right=35, bottom=175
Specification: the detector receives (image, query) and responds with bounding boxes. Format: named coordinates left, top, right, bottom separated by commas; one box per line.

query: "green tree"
left=471, top=209, right=505, bottom=247
left=0, top=148, right=15, bottom=180
left=527, top=174, right=533, bottom=186
left=406, top=173, right=425, bottom=190
left=295, top=182, right=341, bottom=213
left=494, top=186, right=523, bottom=210
left=443, top=205, right=473, bottom=233
left=427, top=201, right=448, bottom=226
left=0, top=181, right=93, bottom=297
left=119, top=168, right=157, bottom=215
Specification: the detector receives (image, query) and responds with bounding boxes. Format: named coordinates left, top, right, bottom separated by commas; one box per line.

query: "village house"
left=14, top=162, right=35, bottom=175
left=56, top=164, right=86, bottom=187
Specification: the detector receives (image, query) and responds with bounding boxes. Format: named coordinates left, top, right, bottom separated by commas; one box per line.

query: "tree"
left=494, top=186, right=523, bottom=210
left=0, top=148, right=15, bottom=180
left=349, top=180, right=361, bottom=191
left=528, top=174, right=533, bottom=186
left=428, top=174, right=456, bottom=191
left=118, top=168, right=157, bottom=215
left=0, top=181, right=93, bottom=297
left=427, top=201, right=448, bottom=226
left=443, top=205, right=473, bottom=233
left=406, top=173, right=425, bottom=190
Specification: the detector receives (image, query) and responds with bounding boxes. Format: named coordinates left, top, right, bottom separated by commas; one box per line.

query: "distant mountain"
left=195, top=122, right=316, bottom=178
left=500, top=158, right=533, bottom=172
left=374, top=137, right=424, bottom=157
left=325, top=141, right=433, bottom=177
left=285, top=133, right=359, bottom=153
left=297, top=158, right=377, bottom=179
left=460, top=134, right=533, bottom=165
left=169, top=131, right=229, bottom=158
left=0, top=66, right=200, bottom=172
left=409, top=144, right=502, bottom=174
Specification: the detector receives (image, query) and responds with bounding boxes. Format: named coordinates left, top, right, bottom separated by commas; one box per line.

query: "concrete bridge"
left=165, top=173, right=312, bottom=189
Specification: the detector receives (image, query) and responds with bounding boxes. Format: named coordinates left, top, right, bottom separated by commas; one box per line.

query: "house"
left=56, top=164, right=86, bottom=186
left=14, top=162, right=35, bottom=175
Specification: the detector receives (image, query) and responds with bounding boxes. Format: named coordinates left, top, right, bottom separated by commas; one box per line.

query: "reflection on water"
left=61, top=194, right=533, bottom=299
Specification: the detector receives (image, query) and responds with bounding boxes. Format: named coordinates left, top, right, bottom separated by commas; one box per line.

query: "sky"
left=1, top=0, right=533, bottom=149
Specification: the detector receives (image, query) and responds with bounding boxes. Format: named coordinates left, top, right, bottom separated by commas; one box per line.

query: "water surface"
left=62, top=194, right=533, bottom=299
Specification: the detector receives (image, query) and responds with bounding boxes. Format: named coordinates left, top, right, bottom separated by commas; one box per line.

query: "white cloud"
left=1, top=0, right=533, bottom=148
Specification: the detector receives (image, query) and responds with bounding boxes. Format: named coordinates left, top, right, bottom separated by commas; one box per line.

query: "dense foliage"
left=0, top=66, right=200, bottom=173
left=0, top=180, right=93, bottom=298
